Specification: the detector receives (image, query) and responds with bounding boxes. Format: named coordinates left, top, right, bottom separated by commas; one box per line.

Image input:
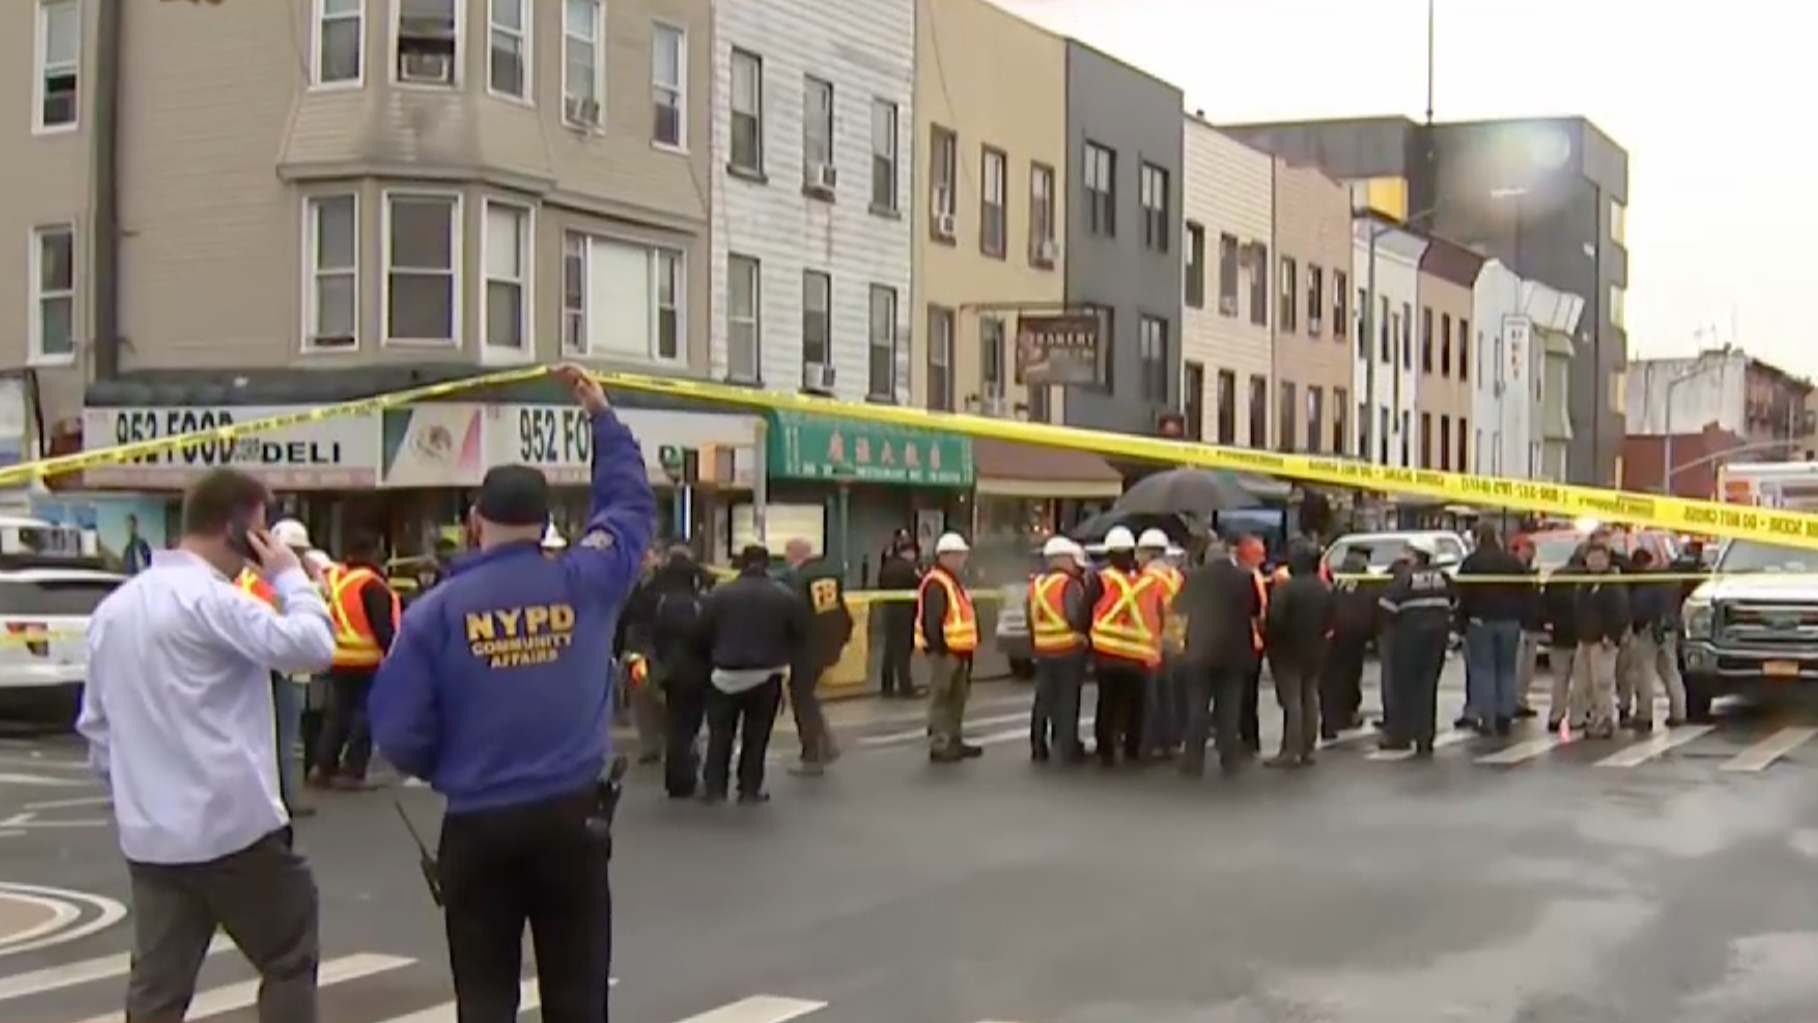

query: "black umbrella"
left=1113, top=468, right=1263, bottom=517
left=1069, top=510, right=1203, bottom=546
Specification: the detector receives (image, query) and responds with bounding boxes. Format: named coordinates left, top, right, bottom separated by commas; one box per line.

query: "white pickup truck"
left=1681, top=539, right=1818, bottom=720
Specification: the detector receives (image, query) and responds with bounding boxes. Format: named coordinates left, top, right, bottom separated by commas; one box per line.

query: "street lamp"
left=1662, top=344, right=1734, bottom=494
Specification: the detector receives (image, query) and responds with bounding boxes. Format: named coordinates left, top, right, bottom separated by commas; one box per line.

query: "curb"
left=0, top=882, right=127, bottom=956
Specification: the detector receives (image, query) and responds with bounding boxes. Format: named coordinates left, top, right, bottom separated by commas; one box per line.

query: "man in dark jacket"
left=1178, top=538, right=1267, bottom=777
left=1454, top=524, right=1532, bottom=736
left=1619, top=548, right=1686, bottom=730
left=1377, top=538, right=1457, bottom=756
left=1320, top=547, right=1376, bottom=739
left=875, top=542, right=922, bottom=698
left=694, top=545, right=808, bottom=803
left=1263, top=541, right=1332, bottom=767
left=1540, top=544, right=1587, bottom=731
left=781, top=538, right=853, bottom=775
left=1571, top=540, right=1629, bottom=739
left=647, top=548, right=712, bottom=798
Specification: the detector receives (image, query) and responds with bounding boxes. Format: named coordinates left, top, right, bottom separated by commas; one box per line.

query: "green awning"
left=766, top=411, right=973, bottom=487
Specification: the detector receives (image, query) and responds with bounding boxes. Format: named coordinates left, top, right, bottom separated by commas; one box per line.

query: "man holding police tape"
left=369, top=364, right=654, bottom=1023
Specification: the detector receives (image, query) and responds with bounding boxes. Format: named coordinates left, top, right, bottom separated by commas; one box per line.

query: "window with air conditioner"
left=384, top=193, right=459, bottom=344
left=34, top=0, right=80, bottom=131
left=487, top=0, right=528, bottom=98
left=802, top=76, right=834, bottom=194
left=562, top=0, right=604, bottom=127
left=29, top=225, right=76, bottom=363
left=483, top=202, right=531, bottom=351
left=314, top=0, right=364, bottom=86
left=802, top=270, right=831, bottom=371
left=728, top=49, right=763, bottom=171
left=396, top=0, right=458, bottom=86
left=868, top=285, right=898, bottom=400
left=304, top=195, right=358, bottom=351
left=930, top=126, right=958, bottom=239
left=870, top=99, right=898, bottom=214
left=651, top=23, right=686, bottom=148
left=927, top=306, right=954, bottom=412
left=727, top=254, right=762, bottom=381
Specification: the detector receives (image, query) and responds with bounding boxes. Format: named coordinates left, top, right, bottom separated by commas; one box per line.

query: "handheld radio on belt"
left=587, top=754, right=629, bottom=856
left=393, top=801, right=444, bottom=907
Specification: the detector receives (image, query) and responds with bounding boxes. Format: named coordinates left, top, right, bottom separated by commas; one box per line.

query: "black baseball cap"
left=474, top=465, right=551, bottom=526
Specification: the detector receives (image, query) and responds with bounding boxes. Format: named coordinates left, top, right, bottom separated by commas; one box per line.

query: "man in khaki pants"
left=1571, top=541, right=1630, bottom=739
left=1620, top=548, right=1688, bottom=729
left=917, top=533, right=982, bottom=763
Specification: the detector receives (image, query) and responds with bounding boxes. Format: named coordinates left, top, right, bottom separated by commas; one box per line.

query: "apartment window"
left=481, top=203, right=530, bottom=350
left=304, top=196, right=358, bottom=350
left=1459, top=318, right=1471, bottom=380
left=1306, top=265, right=1323, bottom=336
left=1139, top=163, right=1169, bottom=252
left=803, top=77, right=834, bottom=186
left=1439, top=415, right=1452, bottom=471
left=870, top=100, right=898, bottom=213
left=1457, top=416, right=1469, bottom=469
left=1215, top=370, right=1237, bottom=445
left=1083, top=142, right=1115, bottom=236
left=1379, top=407, right=1390, bottom=464
left=562, top=234, right=586, bottom=354
left=981, top=147, right=1007, bottom=258
left=979, top=316, right=1005, bottom=400
left=314, top=0, right=363, bottom=85
left=1420, top=306, right=1434, bottom=373
left=653, top=249, right=681, bottom=361
left=930, top=126, right=957, bottom=238
left=1400, top=301, right=1413, bottom=370
left=927, top=306, right=954, bottom=411
left=1357, top=288, right=1368, bottom=356
left=564, top=234, right=684, bottom=362
left=562, top=0, right=604, bottom=127
left=1334, top=270, right=1348, bottom=340
left=1420, top=412, right=1432, bottom=467
left=29, top=225, right=76, bottom=361
left=1216, top=234, right=1239, bottom=316
left=1277, top=381, right=1296, bottom=451
left=651, top=24, right=686, bottom=148
left=802, top=270, right=831, bottom=368
left=727, top=49, right=763, bottom=170
left=1278, top=257, right=1297, bottom=332
left=1184, top=223, right=1206, bottom=308
left=1029, top=163, right=1056, bottom=264
left=1400, top=410, right=1411, bottom=466
left=1357, top=400, right=1369, bottom=458
left=384, top=194, right=459, bottom=343
left=1306, top=387, right=1323, bottom=456
left=487, top=0, right=527, bottom=98
left=1247, top=243, right=1269, bottom=327
left=1183, top=362, right=1205, bottom=441
left=1610, top=200, right=1627, bottom=247
left=727, top=255, right=761, bottom=380
left=1248, top=375, right=1268, bottom=449
left=1379, top=296, right=1391, bottom=361
left=1332, top=388, right=1348, bottom=455
left=868, top=286, right=898, bottom=399
left=35, top=0, right=80, bottom=130
left=397, top=0, right=459, bottom=86
left=1439, top=313, right=1453, bottom=376
left=1139, top=316, right=1168, bottom=403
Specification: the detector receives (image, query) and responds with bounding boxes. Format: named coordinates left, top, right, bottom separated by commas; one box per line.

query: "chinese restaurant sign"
left=769, top=413, right=974, bottom=487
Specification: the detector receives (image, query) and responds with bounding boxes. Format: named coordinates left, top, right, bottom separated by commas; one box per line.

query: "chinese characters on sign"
left=772, top=414, right=973, bottom=486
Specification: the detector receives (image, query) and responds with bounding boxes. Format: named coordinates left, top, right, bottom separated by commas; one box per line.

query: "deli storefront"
left=78, top=402, right=763, bottom=562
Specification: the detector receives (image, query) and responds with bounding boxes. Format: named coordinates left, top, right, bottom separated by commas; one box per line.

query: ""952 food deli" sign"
left=81, top=406, right=379, bottom=490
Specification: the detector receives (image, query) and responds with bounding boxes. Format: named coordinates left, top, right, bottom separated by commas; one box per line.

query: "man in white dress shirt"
left=79, top=468, right=337, bottom=1023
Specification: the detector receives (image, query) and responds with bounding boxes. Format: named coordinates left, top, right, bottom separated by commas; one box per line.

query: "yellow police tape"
left=11, top=364, right=1818, bottom=553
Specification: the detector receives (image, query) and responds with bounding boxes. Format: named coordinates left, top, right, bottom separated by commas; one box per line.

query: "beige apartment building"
left=1416, top=237, right=1483, bottom=473
left=6, top=0, right=714, bottom=434
left=1270, top=161, right=1353, bottom=457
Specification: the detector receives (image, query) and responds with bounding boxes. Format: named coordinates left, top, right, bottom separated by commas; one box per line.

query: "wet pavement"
left=6, top=659, right=1818, bottom=1021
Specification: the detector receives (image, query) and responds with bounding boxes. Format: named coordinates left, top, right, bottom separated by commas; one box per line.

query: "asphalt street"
left=7, top=658, right=1818, bottom=1021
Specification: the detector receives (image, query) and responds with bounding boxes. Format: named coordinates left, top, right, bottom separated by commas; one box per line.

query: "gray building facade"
left=1059, top=41, right=1184, bottom=437
left=1224, top=116, right=1630, bottom=487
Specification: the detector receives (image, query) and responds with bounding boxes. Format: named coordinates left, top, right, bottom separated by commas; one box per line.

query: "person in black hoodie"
left=874, top=542, right=923, bottom=698
left=1570, top=540, right=1629, bottom=739
left=647, top=547, right=713, bottom=798
left=1320, top=547, right=1376, bottom=739
left=1541, top=543, right=1587, bottom=731
left=1263, top=541, right=1333, bottom=767
left=694, top=545, right=808, bottom=804
left=1454, top=524, right=1532, bottom=736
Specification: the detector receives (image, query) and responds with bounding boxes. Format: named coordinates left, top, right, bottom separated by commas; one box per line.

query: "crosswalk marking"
left=74, top=953, right=414, bottom=1023
left=1593, top=725, right=1717, bottom=768
left=0, top=772, right=86, bottom=787
left=669, top=995, right=828, bottom=1023
left=384, top=979, right=540, bottom=1022
left=974, top=717, right=1095, bottom=748
left=1318, top=725, right=1376, bottom=749
left=1475, top=736, right=1564, bottom=765
left=858, top=712, right=1026, bottom=748
left=1363, top=728, right=1475, bottom=762
left=0, top=936, right=234, bottom=1003
left=1719, top=726, right=1818, bottom=773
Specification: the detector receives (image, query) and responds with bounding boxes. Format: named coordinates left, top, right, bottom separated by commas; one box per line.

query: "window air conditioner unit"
left=1035, top=238, right=1059, bottom=263
left=1217, top=296, right=1238, bottom=316
left=399, top=50, right=454, bottom=84
left=808, top=162, right=838, bottom=192
left=1308, top=317, right=1322, bottom=335
left=564, top=95, right=602, bottom=126
left=934, top=212, right=957, bottom=240
left=801, top=361, right=836, bottom=394
left=982, top=393, right=1008, bottom=417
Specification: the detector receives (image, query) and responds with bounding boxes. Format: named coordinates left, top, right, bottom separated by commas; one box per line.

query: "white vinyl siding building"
left=1352, top=223, right=1425, bottom=467
left=1180, top=116, right=1273, bottom=447
left=708, top=0, right=914, bottom=403
left=1472, top=258, right=1524, bottom=477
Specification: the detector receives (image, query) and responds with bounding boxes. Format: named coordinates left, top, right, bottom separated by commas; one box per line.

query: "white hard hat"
left=1041, top=536, right=1075, bottom=559
left=1137, top=528, right=1171, bottom=550
left=1165, top=545, right=1186, bottom=559
left=1104, top=526, right=1137, bottom=551
left=542, top=525, right=568, bottom=550
left=934, top=532, right=970, bottom=555
left=302, top=549, right=333, bottom=573
left=1406, top=536, right=1438, bottom=556
left=270, top=519, right=311, bottom=550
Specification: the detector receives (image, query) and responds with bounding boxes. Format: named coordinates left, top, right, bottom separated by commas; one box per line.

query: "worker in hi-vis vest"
left=309, top=532, right=400, bottom=791
left=1135, top=529, right=1185, bottom=759
left=1025, top=535, right=1090, bottom=763
left=916, top=532, right=980, bottom=763
left=1081, top=527, right=1164, bottom=767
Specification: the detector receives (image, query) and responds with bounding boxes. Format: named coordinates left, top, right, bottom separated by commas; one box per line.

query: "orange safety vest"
left=1089, top=568, right=1164, bottom=668
left=915, top=569, right=979, bottom=654
left=236, top=568, right=277, bottom=608
left=323, top=564, right=400, bottom=670
left=1027, top=571, right=1085, bottom=655
left=1250, top=568, right=1269, bottom=653
left=1142, top=562, right=1186, bottom=652
left=624, top=653, right=649, bottom=688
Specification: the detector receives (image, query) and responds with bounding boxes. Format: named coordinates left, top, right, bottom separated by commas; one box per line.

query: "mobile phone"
left=226, top=511, right=261, bottom=566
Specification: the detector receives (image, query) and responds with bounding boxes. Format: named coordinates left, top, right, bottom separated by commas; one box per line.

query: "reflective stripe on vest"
left=1089, top=568, right=1162, bottom=668
left=1143, top=563, right=1185, bottom=651
left=915, top=570, right=979, bottom=654
left=325, top=565, right=397, bottom=669
left=1028, top=571, right=1084, bottom=654
left=236, top=569, right=277, bottom=608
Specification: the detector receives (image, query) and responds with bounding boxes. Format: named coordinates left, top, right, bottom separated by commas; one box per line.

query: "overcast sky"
left=993, top=0, right=1814, bottom=378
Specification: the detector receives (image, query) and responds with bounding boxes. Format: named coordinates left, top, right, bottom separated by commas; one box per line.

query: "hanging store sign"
left=1016, top=312, right=1103, bottom=387
left=477, top=405, right=761, bottom=487
left=81, top=406, right=379, bottom=490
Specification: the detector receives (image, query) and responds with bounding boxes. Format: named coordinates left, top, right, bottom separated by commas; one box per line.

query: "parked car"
left=0, top=517, right=124, bottom=728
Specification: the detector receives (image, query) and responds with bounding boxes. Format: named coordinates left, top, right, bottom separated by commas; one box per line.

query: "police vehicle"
left=0, top=516, right=121, bottom=726
left=1321, top=530, right=1468, bottom=578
